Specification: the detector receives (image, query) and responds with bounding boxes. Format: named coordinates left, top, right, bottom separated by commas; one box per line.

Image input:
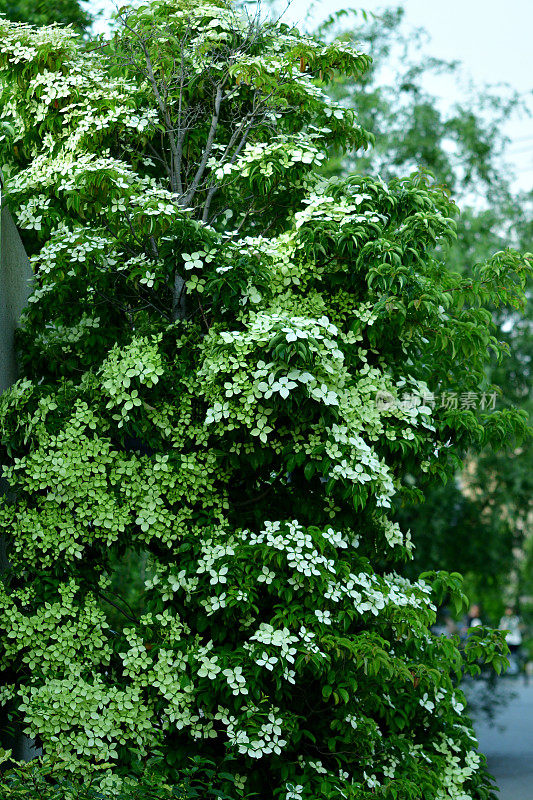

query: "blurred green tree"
left=0, top=0, right=91, bottom=31
left=315, top=5, right=533, bottom=622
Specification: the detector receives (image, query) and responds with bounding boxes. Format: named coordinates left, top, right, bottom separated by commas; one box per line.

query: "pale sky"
left=283, top=0, right=533, bottom=192
left=88, top=0, right=533, bottom=191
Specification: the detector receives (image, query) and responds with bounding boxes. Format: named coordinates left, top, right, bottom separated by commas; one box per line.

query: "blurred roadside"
left=474, top=682, right=533, bottom=800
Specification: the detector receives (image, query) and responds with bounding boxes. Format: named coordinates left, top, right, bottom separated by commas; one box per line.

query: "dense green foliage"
left=0, top=0, right=91, bottom=32
left=0, top=753, right=240, bottom=799
left=0, top=2, right=531, bottom=797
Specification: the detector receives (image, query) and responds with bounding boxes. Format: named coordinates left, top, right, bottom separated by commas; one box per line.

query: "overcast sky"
left=89, top=0, right=533, bottom=191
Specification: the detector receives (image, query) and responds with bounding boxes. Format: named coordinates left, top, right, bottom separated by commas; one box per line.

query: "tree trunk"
left=0, top=188, right=38, bottom=761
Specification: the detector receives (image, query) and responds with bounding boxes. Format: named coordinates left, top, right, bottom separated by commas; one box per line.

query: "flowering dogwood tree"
left=0, top=1, right=531, bottom=798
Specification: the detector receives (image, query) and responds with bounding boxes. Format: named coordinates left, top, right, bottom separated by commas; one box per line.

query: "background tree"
left=0, top=1, right=530, bottom=798
left=312, top=5, right=533, bottom=621
left=0, top=0, right=92, bottom=32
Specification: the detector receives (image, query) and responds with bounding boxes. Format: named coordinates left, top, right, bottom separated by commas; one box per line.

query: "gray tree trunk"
left=0, top=203, right=33, bottom=393
left=0, top=185, right=37, bottom=760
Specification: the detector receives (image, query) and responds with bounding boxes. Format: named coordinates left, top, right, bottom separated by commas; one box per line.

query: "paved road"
left=474, top=680, right=533, bottom=800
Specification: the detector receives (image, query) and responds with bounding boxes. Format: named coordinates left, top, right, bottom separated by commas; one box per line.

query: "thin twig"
left=183, top=83, right=224, bottom=206
left=97, top=590, right=139, bottom=624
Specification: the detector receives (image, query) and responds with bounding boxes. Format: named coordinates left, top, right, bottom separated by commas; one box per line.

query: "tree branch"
left=182, top=83, right=224, bottom=207
left=97, top=590, right=139, bottom=624
left=172, top=272, right=187, bottom=322
left=119, top=13, right=183, bottom=195
left=201, top=113, right=257, bottom=223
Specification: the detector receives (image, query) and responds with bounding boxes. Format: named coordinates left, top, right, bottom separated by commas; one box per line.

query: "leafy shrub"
left=0, top=1, right=530, bottom=798
left=0, top=755, right=243, bottom=799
